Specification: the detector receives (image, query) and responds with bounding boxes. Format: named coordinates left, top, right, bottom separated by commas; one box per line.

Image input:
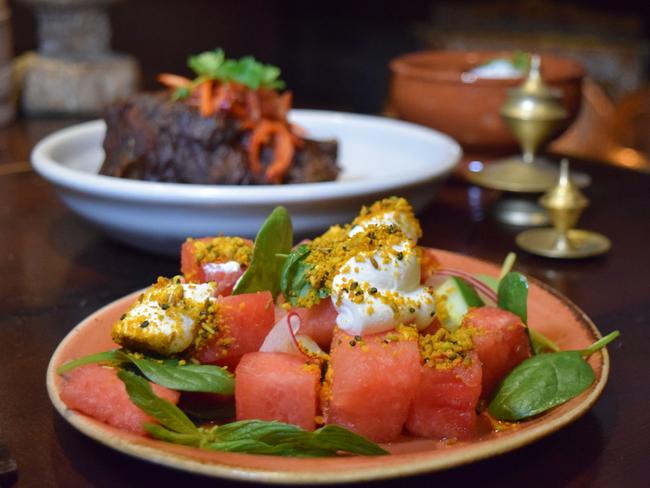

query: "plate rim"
left=31, top=109, right=462, bottom=205
left=46, top=249, right=609, bottom=484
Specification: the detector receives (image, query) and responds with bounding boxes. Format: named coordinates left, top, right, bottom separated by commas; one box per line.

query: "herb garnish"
left=488, top=331, right=620, bottom=421
left=232, top=206, right=293, bottom=299
left=116, top=370, right=387, bottom=457
left=280, top=244, right=329, bottom=306
left=57, top=349, right=234, bottom=395
left=184, top=48, right=285, bottom=93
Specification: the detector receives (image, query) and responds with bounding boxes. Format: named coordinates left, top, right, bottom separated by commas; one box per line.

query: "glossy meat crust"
left=100, top=93, right=340, bottom=185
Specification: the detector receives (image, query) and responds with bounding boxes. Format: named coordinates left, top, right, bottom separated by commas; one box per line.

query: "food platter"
left=31, top=110, right=460, bottom=255
left=46, top=249, right=609, bottom=483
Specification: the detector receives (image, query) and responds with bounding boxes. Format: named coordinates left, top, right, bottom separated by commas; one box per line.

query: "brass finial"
left=467, top=54, right=575, bottom=196
left=516, top=159, right=610, bottom=258
left=501, top=54, right=569, bottom=165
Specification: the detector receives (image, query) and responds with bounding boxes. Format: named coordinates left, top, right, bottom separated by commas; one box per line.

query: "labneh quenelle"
left=303, top=198, right=435, bottom=336
left=56, top=198, right=619, bottom=457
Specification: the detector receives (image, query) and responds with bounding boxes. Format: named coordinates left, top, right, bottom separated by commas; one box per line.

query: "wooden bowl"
left=389, top=51, right=584, bottom=154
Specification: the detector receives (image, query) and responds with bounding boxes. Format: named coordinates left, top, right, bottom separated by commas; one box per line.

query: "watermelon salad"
left=56, top=197, right=618, bottom=457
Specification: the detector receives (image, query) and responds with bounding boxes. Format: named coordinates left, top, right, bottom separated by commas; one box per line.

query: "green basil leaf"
left=144, top=424, right=202, bottom=447
left=56, top=350, right=124, bottom=375
left=208, top=420, right=387, bottom=457
left=127, top=357, right=234, bottom=395
left=214, top=419, right=304, bottom=443
left=498, top=271, right=528, bottom=324
left=57, top=349, right=234, bottom=394
left=206, top=439, right=333, bottom=457
left=280, top=244, right=322, bottom=306
left=233, top=206, right=293, bottom=299
left=280, top=244, right=310, bottom=292
left=117, top=369, right=198, bottom=435
left=307, top=425, right=388, bottom=456
left=488, top=351, right=595, bottom=421
left=147, top=418, right=387, bottom=457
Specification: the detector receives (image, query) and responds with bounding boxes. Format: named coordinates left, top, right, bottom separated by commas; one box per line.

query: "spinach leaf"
left=56, top=350, right=123, bottom=374
left=581, top=330, right=620, bottom=355
left=489, top=330, right=620, bottom=421
left=117, top=370, right=198, bottom=435
left=233, top=206, right=293, bottom=299
left=529, top=328, right=560, bottom=354
left=488, top=351, right=594, bottom=421
left=497, top=271, right=528, bottom=324
left=57, top=349, right=234, bottom=394
left=280, top=244, right=326, bottom=306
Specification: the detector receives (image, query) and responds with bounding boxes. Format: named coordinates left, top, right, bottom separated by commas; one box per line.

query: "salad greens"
left=497, top=271, right=529, bottom=325
left=117, top=370, right=387, bottom=457
left=489, top=331, right=619, bottom=421
left=57, top=349, right=234, bottom=394
left=280, top=244, right=328, bottom=306
left=478, top=253, right=558, bottom=354
left=233, top=206, right=293, bottom=299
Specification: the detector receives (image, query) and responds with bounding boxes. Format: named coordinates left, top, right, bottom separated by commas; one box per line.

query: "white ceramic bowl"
left=32, top=110, right=461, bottom=255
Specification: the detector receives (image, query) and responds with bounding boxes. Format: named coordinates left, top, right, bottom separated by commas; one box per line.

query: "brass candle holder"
left=516, top=159, right=610, bottom=258
left=467, top=54, right=571, bottom=193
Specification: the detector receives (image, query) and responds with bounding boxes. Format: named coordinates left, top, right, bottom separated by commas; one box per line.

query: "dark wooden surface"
left=0, top=118, right=648, bottom=487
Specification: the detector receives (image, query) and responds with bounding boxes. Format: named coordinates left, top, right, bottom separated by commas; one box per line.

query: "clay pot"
left=389, top=51, right=584, bottom=154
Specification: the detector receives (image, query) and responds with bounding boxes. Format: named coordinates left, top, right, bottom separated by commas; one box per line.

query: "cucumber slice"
left=435, top=277, right=484, bottom=331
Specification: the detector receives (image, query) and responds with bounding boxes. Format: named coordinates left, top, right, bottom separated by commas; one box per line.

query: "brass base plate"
left=493, top=198, right=550, bottom=226
left=466, top=157, right=591, bottom=193
left=516, top=228, right=611, bottom=258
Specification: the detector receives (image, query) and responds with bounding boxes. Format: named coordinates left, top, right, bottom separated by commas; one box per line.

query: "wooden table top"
left=0, top=118, right=648, bottom=487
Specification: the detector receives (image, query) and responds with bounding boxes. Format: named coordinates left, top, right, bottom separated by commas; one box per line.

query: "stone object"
left=19, top=0, right=140, bottom=116
left=0, top=0, right=14, bottom=125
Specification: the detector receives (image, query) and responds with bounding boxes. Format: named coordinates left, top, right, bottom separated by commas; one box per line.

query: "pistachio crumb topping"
left=189, top=236, right=253, bottom=267
left=112, top=276, right=217, bottom=355
left=419, top=327, right=475, bottom=370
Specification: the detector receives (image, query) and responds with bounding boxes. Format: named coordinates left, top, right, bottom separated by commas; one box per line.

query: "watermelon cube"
left=462, top=306, right=530, bottom=397
left=235, top=352, right=321, bottom=431
left=292, top=297, right=338, bottom=348
left=194, top=291, right=275, bottom=370
left=60, top=364, right=180, bottom=436
left=406, top=351, right=482, bottom=439
left=181, top=236, right=252, bottom=295
left=323, top=327, right=421, bottom=442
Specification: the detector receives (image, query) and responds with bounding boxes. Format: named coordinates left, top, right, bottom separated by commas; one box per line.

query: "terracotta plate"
left=46, top=249, right=609, bottom=483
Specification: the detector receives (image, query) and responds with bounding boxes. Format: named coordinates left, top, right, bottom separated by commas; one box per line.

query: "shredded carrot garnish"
left=200, top=80, right=213, bottom=117
left=157, top=73, right=193, bottom=88
left=158, top=71, right=302, bottom=183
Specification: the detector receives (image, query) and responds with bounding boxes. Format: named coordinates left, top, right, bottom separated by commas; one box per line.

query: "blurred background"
left=5, top=0, right=650, bottom=168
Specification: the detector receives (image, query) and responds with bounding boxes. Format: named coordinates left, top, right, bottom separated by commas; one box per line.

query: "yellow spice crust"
left=188, top=236, right=253, bottom=267
left=112, top=276, right=217, bottom=355
left=419, top=326, right=476, bottom=370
